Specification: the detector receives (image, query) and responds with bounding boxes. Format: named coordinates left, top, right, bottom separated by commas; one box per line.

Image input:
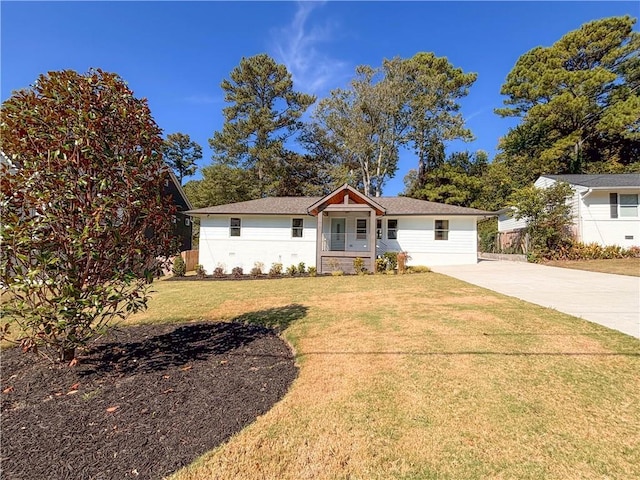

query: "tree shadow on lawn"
left=81, top=303, right=308, bottom=376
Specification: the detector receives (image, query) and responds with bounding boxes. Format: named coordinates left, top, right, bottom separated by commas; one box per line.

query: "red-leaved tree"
left=0, top=69, right=176, bottom=362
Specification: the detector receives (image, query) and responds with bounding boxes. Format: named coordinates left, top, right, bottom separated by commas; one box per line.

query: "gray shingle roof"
left=543, top=174, right=640, bottom=188
left=187, top=196, right=492, bottom=216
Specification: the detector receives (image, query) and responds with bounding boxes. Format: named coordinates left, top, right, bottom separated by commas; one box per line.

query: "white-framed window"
left=376, top=219, right=382, bottom=239
left=292, top=218, right=303, bottom=238
left=435, top=219, right=449, bottom=241
left=620, top=194, right=639, bottom=218
left=356, top=219, right=367, bottom=240
left=230, top=218, right=241, bottom=237
left=387, top=219, right=397, bottom=240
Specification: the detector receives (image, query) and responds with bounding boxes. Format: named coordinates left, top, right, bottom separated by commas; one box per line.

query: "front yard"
left=128, top=273, right=640, bottom=480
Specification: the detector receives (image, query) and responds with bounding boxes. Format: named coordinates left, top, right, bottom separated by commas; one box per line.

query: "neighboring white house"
left=498, top=174, right=640, bottom=248
left=188, top=184, right=492, bottom=274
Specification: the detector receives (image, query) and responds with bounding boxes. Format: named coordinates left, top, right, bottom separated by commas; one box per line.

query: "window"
left=230, top=218, right=241, bottom=236
left=387, top=219, right=397, bottom=240
left=435, top=220, right=449, bottom=241
left=356, top=219, right=367, bottom=240
left=376, top=219, right=382, bottom=239
left=620, top=194, right=639, bottom=217
left=610, top=193, right=618, bottom=219
left=292, top=218, right=303, bottom=238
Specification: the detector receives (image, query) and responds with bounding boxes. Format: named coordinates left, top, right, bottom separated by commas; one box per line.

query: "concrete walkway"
left=431, top=260, right=640, bottom=339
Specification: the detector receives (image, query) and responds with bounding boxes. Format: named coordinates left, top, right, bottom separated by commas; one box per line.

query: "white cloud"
left=271, top=1, right=349, bottom=95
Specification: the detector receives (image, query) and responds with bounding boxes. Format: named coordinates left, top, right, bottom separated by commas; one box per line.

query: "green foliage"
left=0, top=69, right=173, bottom=362
left=269, top=262, right=283, bottom=277
left=375, top=258, right=387, bottom=273
left=510, top=182, right=575, bottom=258
left=163, top=132, right=202, bottom=185
left=286, top=265, right=298, bottom=277
left=308, top=266, right=317, bottom=277
left=543, top=242, right=639, bottom=261
left=353, top=257, right=367, bottom=275
left=406, top=265, right=431, bottom=274
left=383, top=252, right=399, bottom=271
left=497, top=16, right=640, bottom=181
left=183, top=164, right=257, bottom=209
left=209, top=54, right=316, bottom=197
left=172, top=256, right=186, bottom=277
left=297, top=262, right=306, bottom=274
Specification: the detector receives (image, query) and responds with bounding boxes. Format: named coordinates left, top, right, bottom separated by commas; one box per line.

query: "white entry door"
left=330, top=218, right=346, bottom=251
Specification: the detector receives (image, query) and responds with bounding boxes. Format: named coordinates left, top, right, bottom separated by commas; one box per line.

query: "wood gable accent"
left=307, top=184, right=386, bottom=274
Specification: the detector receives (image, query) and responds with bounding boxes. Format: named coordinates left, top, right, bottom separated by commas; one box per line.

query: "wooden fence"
left=181, top=249, right=199, bottom=272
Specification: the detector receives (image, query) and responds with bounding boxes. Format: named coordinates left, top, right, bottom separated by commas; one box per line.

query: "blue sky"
left=2, top=1, right=638, bottom=196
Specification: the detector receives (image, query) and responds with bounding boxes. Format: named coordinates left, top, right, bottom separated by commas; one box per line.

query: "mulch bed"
left=1, top=322, right=298, bottom=480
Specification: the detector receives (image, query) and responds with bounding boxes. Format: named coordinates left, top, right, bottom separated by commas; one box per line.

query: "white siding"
left=198, top=215, right=317, bottom=274
left=384, top=216, right=478, bottom=266
left=498, top=209, right=527, bottom=232
left=579, top=190, right=640, bottom=247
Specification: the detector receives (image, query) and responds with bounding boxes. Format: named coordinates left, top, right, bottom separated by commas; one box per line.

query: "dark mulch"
left=1, top=322, right=298, bottom=480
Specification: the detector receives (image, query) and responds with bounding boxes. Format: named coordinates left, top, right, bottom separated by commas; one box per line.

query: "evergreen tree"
left=163, top=132, right=202, bottom=185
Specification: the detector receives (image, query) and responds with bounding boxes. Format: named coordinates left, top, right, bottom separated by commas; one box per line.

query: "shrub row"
left=535, top=242, right=640, bottom=262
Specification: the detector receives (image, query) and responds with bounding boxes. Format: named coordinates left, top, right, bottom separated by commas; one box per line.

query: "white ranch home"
left=188, top=184, right=491, bottom=274
left=498, top=174, right=640, bottom=248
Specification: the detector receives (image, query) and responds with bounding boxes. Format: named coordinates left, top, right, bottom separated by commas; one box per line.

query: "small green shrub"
left=383, top=252, right=398, bottom=271
left=308, top=266, right=317, bottom=277
left=297, top=262, right=306, bottom=274
left=269, top=262, right=283, bottom=277
left=286, top=264, right=298, bottom=276
left=195, top=264, right=206, bottom=278
left=172, top=256, right=186, bottom=277
left=375, top=258, right=386, bottom=273
left=232, top=266, right=243, bottom=278
left=353, top=257, right=367, bottom=275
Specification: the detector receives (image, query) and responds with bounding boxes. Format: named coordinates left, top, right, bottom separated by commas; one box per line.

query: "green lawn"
left=126, top=274, right=640, bottom=480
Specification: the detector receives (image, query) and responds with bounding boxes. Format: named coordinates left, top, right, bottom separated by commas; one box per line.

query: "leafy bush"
left=383, top=252, right=398, bottom=271
left=195, top=264, right=206, bottom=278
left=213, top=264, right=226, bottom=278
left=232, top=266, right=244, bottom=278
left=269, top=262, right=283, bottom=277
left=375, top=258, right=387, bottom=273
left=172, top=256, right=186, bottom=277
left=250, top=261, right=264, bottom=277
left=353, top=257, right=367, bottom=275
left=286, top=265, right=297, bottom=276
left=308, top=266, right=317, bottom=277
left=297, top=262, right=306, bottom=274
left=543, top=242, right=639, bottom=261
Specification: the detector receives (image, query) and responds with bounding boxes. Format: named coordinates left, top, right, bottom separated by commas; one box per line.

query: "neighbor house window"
left=387, top=219, right=397, bottom=240
left=435, top=220, right=449, bottom=240
left=610, top=193, right=618, bottom=219
left=292, top=218, right=303, bottom=238
left=376, top=219, right=382, bottom=239
left=356, top=219, right=367, bottom=240
left=619, top=194, right=639, bottom=217
left=230, top=218, right=241, bottom=236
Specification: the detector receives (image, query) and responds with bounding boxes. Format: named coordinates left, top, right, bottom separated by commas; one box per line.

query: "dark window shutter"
left=610, top=193, right=618, bottom=219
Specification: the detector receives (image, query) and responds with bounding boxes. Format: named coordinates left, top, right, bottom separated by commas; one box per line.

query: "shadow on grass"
left=81, top=304, right=307, bottom=376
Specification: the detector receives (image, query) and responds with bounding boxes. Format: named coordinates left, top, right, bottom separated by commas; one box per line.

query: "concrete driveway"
left=431, top=260, right=640, bottom=339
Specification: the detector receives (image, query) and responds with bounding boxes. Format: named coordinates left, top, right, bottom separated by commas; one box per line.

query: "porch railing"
left=321, top=233, right=372, bottom=252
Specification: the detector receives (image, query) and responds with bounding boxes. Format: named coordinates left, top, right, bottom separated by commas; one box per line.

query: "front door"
left=330, top=218, right=346, bottom=251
